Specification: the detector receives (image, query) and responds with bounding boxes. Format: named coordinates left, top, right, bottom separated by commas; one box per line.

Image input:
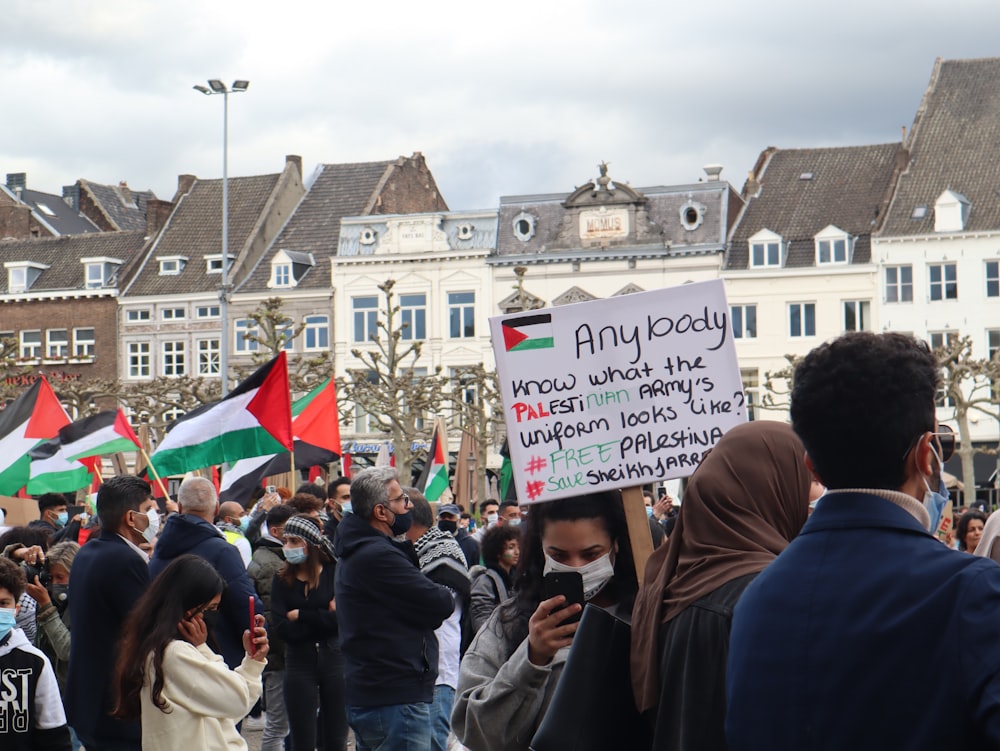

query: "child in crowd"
left=0, top=556, right=72, bottom=751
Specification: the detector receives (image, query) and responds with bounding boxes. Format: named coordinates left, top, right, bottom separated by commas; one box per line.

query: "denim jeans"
left=260, top=670, right=290, bottom=751
left=348, top=702, right=432, bottom=751
left=429, top=686, right=455, bottom=751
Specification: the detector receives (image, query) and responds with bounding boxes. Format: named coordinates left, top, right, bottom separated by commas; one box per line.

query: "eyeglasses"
left=903, top=424, right=955, bottom=462
left=387, top=492, right=411, bottom=508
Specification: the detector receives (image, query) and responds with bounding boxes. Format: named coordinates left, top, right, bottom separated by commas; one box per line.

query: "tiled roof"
left=880, top=57, right=1000, bottom=236
left=727, top=143, right=901, bottom=269
left=1, top=186, right=100, bottom=236
left=80, top=180, right=154, bottom=231
left=239, top=160, right=393, bottom=292
left=0, top=231, right=146, bottom=293
left=124, top=173, right=281, bottom=297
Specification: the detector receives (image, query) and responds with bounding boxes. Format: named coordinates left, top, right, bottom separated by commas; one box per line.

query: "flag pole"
left=92, top=461, right=104, bottom=484
left=140, top=448, right=171, bottom=499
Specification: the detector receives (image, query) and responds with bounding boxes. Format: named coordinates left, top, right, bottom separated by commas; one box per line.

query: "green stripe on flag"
left=510, top=337, right=554, bottom=351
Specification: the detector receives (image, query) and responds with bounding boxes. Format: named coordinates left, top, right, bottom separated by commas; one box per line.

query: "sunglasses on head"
left=904, top=424, right=955, bottom=462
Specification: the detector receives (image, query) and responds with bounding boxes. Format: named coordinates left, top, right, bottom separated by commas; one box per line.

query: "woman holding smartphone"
left=270, top=514, right=347, bottom=751
left=452, top=490, right=638, bottom=751
left=113, top=554, right=269, bottom=751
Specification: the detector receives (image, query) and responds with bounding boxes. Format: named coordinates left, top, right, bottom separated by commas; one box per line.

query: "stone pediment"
left=563, top=162, right=646, bottom=208
left=498, top=289, right=546, bottom=313
left=613, top=283, right=645, bottom=296
left=552, top=286, right=598, bottom=306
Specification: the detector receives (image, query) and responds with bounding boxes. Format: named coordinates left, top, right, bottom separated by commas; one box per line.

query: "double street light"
left=193, top=79, right=250, bottom=397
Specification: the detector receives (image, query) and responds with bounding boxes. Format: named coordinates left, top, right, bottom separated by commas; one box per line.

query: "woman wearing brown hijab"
left=630, top=421, right=811, bottom=751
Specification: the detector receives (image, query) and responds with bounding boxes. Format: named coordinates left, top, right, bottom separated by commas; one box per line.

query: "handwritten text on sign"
left=489, top=279, right=746, bottom=504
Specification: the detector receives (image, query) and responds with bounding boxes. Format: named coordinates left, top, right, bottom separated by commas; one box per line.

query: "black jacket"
left=333, top=512, right=454, bottom=706
left=150, top=513, right=263, bottom=668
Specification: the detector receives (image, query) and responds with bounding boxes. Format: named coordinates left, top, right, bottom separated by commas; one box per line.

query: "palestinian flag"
left=0, top=378, right=71, bottom=495
left=499, top=438, right=516, bottom=501
left=417, top=420, right=449, bottom=501
left=27, top=439, right=91, bottom=494
left=219, top=378, right=341, bottom=503
left=502, top=313, right=554, bottom=351
left=150, top=352, right=294, bottom=478
left=59, top=409, right=141, bottom=461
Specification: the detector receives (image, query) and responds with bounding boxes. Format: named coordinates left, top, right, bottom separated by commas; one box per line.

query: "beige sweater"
left=140, top=640, right=265, bottom=751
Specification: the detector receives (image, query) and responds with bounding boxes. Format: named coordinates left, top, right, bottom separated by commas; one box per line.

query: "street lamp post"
left=193, top=79, right=249, bottom=397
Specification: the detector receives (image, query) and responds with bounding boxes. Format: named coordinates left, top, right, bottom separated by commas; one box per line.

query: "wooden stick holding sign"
left=622, top=486, right=654, bottom=584
left=489, top=279, right=747, bottom=584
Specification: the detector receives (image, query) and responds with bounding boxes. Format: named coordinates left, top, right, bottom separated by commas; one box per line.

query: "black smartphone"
left=66, top=504, right=85, bottom=520
left=543, top=571, right=585, bottom=624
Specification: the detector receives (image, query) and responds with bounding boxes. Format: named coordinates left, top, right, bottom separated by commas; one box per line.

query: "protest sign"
left=490, top=279, right=746, bottom=505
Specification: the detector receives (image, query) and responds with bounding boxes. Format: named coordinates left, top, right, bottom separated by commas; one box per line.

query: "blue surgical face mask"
left=923, top=445, right=950, bottom=534
left=645, top=506, right=654, bottom=518
left=341, top=502, right=353, bottom=515
left=55, top=511, right=68, bottom=528
left=506, top=517, right=521, bottom=528
left=0, top=607, right=16, bottom=640
left=283, top=546, right=308, bottom=565
left=238, top=516, right=250, bottom=533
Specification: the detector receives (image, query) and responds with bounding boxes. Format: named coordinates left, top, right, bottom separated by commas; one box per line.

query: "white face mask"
left=486, top=513, right=499, bottom=526
left=543, top=551, right=615, bottom=600
left=138, top=508, right=160, bottom=544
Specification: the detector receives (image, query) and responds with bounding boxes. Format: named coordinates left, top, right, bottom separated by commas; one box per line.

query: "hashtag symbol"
left=525, top=480, right=545, bottom=501
left=524, top=456, right=547, bottom=475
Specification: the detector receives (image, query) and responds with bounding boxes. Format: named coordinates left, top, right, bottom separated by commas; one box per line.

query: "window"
left=272, top=263, right=291, bottom=287
left=8, top=267, right=26, bottom=292
left=128, top=342, right=150, bottom=378
left=929, top=331, right=958, bottom=407
left=843, top=300, right=871, bottom=332
left=161, top=307, right=185, bottom=321
left=197, top=339, right=220, bottom=376
left=817, top=238, right=848, bottom=265
left=751, top=241, right=781, bottom=268
left=401, top=367, right=428, bottom=429
left=85, top=263, right=106, bottom=289
left=451, top=367, right=478, bottom=408
left=205, top=255, right=232, bottom=274
left=730, top=304, right=757, bottom=339
left=989, top=330, right=1000, bottom=399
left=158, top=257, right=186, bottom=275
left=126, top=309, right=151, bottom=322
left=354, top=370, right=379, bottom=432
left=448, top=292, right=475, bottom=338
left=196, top=305, right=220, bottom=319
left=789, top=303, right=816, bottom=338
left=885, top=265, right=913, bottom=303
left=400, top=293, right=427, bottom=340
left=304, top=315, right=329, bottom=350
left=162, top=341, right=186, bottom=377
left=740, top=368, right=759, bottom=421
left=73, top=328, right=95, bottom=358
left=988, top=261, right=1000, bottom=298
left=353, top=297, right=378, bottom=342
left=235, top=319, right=258, bottom=353
left=46, top=329, right=68, bottom=358
left=20, top=330, right=41, bottom=358
left=929, top=263, right=958, bottom=301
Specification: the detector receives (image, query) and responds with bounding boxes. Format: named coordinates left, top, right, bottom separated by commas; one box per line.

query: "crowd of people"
left=5, top=330, right=1000, bottom=750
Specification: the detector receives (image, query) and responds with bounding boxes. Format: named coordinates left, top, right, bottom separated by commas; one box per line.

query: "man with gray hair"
left=151, top=476, right=263, bottom=668
left=334, top=467, right=455, bottom=751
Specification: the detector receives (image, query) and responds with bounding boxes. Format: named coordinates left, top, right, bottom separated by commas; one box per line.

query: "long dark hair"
left=113, top=555, right=226, bottom=719
left=497, top=490, right=638, bottom=649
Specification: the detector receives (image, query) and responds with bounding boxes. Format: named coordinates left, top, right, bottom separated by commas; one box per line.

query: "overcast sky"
left=2, top=0, right=999, bottom=211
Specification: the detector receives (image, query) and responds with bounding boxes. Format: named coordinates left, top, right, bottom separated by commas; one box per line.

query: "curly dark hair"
left=287, top=492, right=324, bottom=515
left=0, top=525, right=51, bottom=553
left=0, top=557, right=26, bottom=600
left=497, top=490, right=637, bottom=651
left=481, top=525, right=520, bottom=570
left=113, top=555, right=226, bottom=719
left=791, top=332, right=939, bottom=490
left=957, top=509, right=988, bottom=552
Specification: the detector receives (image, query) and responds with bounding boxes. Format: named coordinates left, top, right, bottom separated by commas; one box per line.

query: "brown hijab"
left=630, top=420, right=811, bottom=714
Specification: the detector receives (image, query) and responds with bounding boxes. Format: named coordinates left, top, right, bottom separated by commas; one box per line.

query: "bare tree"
left=760, top=354, right=802, bottom=413
left=338, top=279, right=448, bottom=478
left=447, top=363, right=506, bottom=503
left=239, top=297, right=332, bottom=395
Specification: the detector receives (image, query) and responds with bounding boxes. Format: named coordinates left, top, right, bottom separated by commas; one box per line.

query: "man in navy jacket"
left=727, top=332, right=1000, bottom=750
left=334, top=467, right=454, bottom=751
left=67, top=475, right=156, bottom=751
left=150, top=476, right=263, bottom=668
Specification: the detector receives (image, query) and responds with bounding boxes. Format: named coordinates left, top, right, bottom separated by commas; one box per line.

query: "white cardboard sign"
left=489, top=279, right=746, bottom=504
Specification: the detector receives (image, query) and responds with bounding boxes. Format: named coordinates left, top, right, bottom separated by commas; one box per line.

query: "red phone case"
left=248, top=596, right=256, bottom=655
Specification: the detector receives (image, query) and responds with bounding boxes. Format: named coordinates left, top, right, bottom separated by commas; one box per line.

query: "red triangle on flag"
left=114, top=409, right=142, bottom=448
left=294, top=380, right=341, bottom=454
left=25, top=377, right=70, bottom=439
left=502, top=324, right=529, bottom=351
left=247, top=351, right=294, bottom=450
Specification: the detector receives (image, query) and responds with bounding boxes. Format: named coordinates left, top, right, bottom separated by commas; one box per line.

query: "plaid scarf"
left=284, top=515, right=337, bottom=561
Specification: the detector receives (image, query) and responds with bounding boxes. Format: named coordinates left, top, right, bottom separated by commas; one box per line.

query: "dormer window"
left=268, top=250, right=315, bottom=289
left=158, top=256, right=188, bottom=275
left=748, top=229, right=783, bottom=268
left=815, top=225, right=851, bottom=265
left=5, top=261, right=48, bottom=293
left=205, top=254, right=233, bottom=274
left=80, top=256, right=123, bottom=289
left=934, top=190, right=970, bottom=233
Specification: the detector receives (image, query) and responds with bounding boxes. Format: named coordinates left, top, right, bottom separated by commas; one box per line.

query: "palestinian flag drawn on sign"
left=502, top=313, right=554, bottom=352
left=59, top=409, right=141, bottom=461
left=0, top=378, right=72, bottom=496
left=150, top=352, right=294, bottom=478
